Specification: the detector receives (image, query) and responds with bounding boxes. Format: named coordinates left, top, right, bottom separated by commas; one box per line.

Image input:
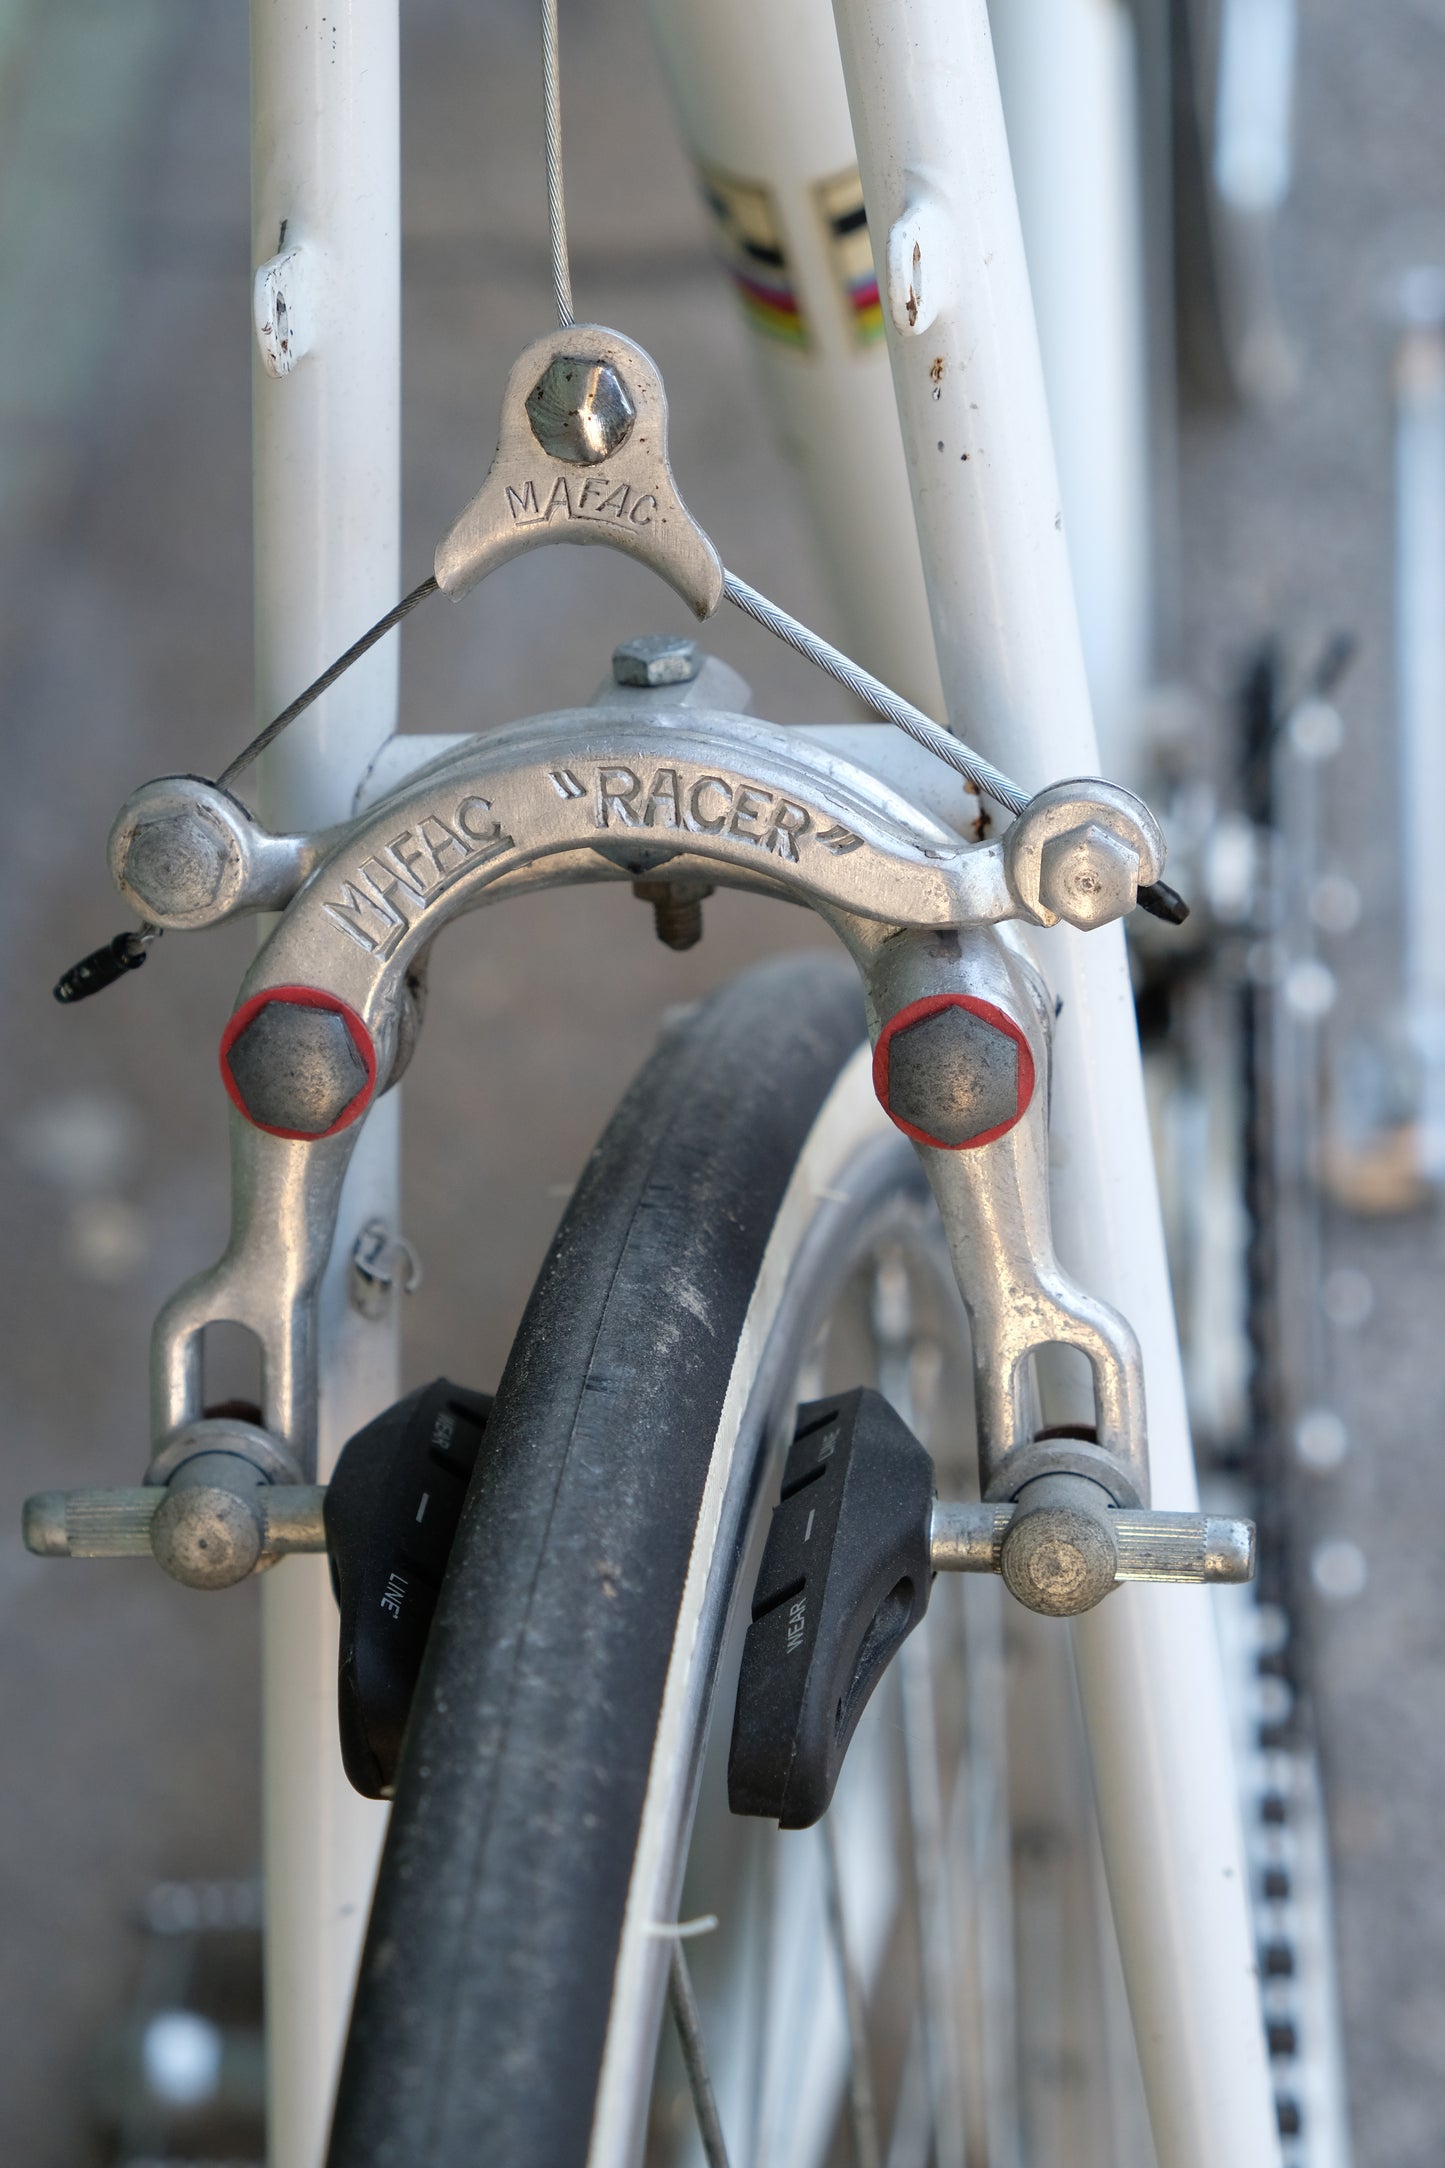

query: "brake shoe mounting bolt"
left=999, top=1475, right=1120, bottom=1616
left=150, top=1477, right=266, bottom=1591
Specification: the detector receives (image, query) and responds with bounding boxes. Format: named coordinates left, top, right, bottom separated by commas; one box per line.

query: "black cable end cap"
left=1135, top=879, right=1190, bottom=926
left=54, top=931, right=149, bottom=1004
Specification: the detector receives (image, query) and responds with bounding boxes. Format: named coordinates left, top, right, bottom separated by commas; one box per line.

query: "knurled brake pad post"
left=433, top=324, right=725, bottom=620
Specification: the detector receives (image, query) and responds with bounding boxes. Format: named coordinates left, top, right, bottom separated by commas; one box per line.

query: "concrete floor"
left=0, top=0, right=1441, bottom=2162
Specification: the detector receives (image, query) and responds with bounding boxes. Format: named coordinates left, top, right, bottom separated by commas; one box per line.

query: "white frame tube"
left=646, top=0, right=1153, bottom=759
left=989, top=0, right=1153, bottom=776
left=251, top=4, right=400, bottom=2161
left=827, top=2, right=1281, bottom=2159
left=644, top=0, right=945, bottom=719
left=1395, top=285, right=1445, bottom=1179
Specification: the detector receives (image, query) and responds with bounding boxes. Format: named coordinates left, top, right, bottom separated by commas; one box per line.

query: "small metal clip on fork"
left=349, top=1219, right=422, bottom=1322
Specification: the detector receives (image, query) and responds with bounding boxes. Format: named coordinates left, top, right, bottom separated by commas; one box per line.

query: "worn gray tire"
left=328, top=952, right=913, bottom=2166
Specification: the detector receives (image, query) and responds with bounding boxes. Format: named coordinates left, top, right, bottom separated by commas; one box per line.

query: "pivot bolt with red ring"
left=873, top=994, right=1035, bottom=1151
left=221, top=988, right=377, bottom=1141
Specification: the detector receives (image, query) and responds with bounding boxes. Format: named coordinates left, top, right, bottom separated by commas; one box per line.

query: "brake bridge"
left=243, top=703, right=1016, bottom=1092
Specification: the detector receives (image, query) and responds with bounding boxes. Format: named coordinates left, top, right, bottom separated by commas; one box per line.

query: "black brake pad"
left=729, top=1387, right=934, bottom=1828
left=325, top=1377, right=492, bottom=1799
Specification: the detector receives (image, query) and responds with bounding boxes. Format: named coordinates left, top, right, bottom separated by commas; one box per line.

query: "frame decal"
left=697, top=164, right=809, bottom=348
left=815, top=168, right=884, bottom=346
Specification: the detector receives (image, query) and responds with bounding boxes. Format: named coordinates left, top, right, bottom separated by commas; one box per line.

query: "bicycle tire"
left=329, top=950, right=883, bottom=2166
left=328, top=951, right=1131, bottom=2167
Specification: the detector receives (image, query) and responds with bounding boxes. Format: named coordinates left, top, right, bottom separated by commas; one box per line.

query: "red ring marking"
left=872, top=992, right=1035, bottom=1151
left=219, top=985, right=378, bottom=1142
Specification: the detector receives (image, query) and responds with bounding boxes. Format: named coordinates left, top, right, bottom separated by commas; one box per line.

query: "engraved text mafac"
left=505, top=476, right=658, bottom=530
left=323, top=795, right=511, bottom=956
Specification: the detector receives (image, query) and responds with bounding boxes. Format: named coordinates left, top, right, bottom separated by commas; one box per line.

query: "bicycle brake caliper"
left=856, top=916, right=1255, bottom=1619
left=732, top=910, right=1253, bottom=1821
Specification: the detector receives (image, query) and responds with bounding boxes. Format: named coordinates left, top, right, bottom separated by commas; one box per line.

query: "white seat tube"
left=251, top=4, right=400, bottom=2162
left=643, top=0, right=946, bottom=721
left=827, top=0, right=1282, bottom=2160
left=990, top=0, right=1154, bottom=781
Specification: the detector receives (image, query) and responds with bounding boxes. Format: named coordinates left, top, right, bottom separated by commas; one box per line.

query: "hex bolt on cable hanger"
left=30, top=0, right=1241, bottom=1623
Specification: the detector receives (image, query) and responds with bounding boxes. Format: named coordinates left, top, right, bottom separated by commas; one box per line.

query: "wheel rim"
left=643, top=1160, right=1022, bottom=2168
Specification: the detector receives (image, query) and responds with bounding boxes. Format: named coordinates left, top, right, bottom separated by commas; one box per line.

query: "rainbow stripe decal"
left=816, top=169, right=885, bottom=346
left=697, top=167, right=809, bottom=348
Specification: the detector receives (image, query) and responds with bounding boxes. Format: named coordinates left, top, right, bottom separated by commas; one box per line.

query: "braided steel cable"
left=541, top=0, right=574, bottom=328
left=723, top=572, right=1029, bottom=812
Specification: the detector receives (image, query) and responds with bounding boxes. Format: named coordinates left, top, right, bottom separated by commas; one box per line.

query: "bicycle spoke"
left=746, top=1829, right=781, bottom=2168
left=899, top=1627, right=970, bottom=2168
left=884, top=2011, right=932, bottom=2168
left=821, top=1812, right=883, bottom=2168
left=873, top=1247, right=969, bottom=2164
left=667, top=1941, right=732, bottom=2168
left=873, top=1244, right=1000, bottom=2168
left=953, top=1581, right=1023, bottom=2168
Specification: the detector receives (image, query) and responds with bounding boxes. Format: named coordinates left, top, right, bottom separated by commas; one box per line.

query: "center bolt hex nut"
left=873, top=993, right=1035, bottom=1151
left=221, top=987, right=376, bottom=1141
